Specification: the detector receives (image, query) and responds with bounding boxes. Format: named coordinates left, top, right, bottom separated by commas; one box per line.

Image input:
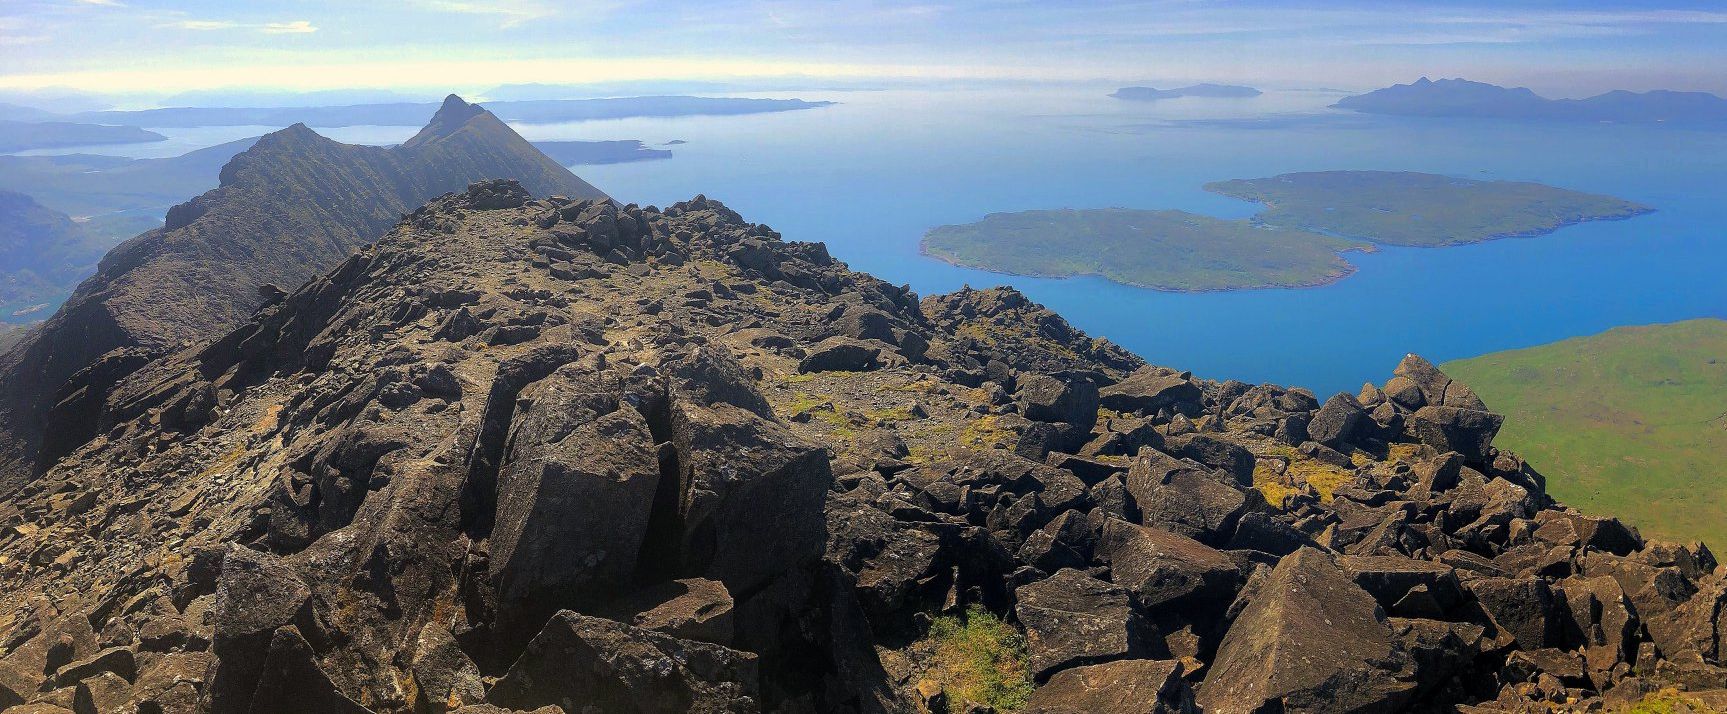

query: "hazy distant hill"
left=1110, top=84, right=1262, bottom=100
left=1, top=136, right=668, bottom=221
left=0, top=137, right=257, bottom=217
left=0, top=95, right=605, bottom=491
left=1336, top=77, right=1727, bottom=123
left=0, top=119, right=165, bottom=152
left=0, top=192, right=100, bottom=315
left=72, top=95, right=834, bottom=128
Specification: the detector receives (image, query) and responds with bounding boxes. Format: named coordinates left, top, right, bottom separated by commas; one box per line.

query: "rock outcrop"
left=0, top=179, right=1721, bottom=713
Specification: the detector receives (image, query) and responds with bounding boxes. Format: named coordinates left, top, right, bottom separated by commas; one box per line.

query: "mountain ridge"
left=1336, top=77, right=1727, bottom=123
left=0, top=95, right=605, bottom=495
left=0, top=179, right=1720, bottom=712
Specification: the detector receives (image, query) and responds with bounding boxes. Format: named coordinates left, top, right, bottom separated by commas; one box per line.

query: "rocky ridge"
left=0, top=95, right=605, bottom=496
left=0, top=180, right=1721, bottom=713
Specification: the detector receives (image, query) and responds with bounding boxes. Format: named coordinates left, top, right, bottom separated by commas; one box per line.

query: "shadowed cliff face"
left=0, top=95, right=605, bottom=495
left=0, top=180, right=1721, bottom=713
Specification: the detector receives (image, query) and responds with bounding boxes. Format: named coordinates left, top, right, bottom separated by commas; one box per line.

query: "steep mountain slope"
left=0, top=192, right=96, bottom=315
left=1445, top=319, right=1727, bottom=547
left=0, top=95, right=605, bottom=495
left=0, top=181, right=1720, bottom=713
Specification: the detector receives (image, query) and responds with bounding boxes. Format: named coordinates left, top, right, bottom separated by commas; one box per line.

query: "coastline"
left=917, top=241, right=1370, bottom=294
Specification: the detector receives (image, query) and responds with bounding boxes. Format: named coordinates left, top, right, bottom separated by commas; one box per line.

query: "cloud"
left=412, top=0, right=563, bottom=28
left=161, top=20, right=238, bottom=31
left=154, top=18, right=315, bottom=34
left=262, top=20, right=317, bottom=34
left=71, top=0, right=125, bottom=6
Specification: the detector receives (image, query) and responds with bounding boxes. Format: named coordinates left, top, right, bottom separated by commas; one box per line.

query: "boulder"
left=486, top=611, right=759, bottom=714
left=1308, top=394, right=1367, bottom=449
left=1015, top=569, right=1150, bottom=681
left=1125, top=452, right=1251, bottom=544
left=410, top=625, right=485, bottom=713
left=1024, top=659, right=1197, bottom=714
left=1095, top=519, right=1238, bottom=611
left=1162, top=434, right=1255, bottom=486
left=489, top=370, right=660, bottom=647
left=1392, top=354, right=1488, bottom=411
left=202, top=548, right=319, bottom=714
left=669, top=400, right=833, bottom=597
left=1098, top=369, right=1201, bottom=415
left=797, top=336, right=882, bottom=373
left=1408, top=406, right=1503, bottom=463
left=1199, top=548, right=1415, bottom=714
left=1016, top=374, right=1100, bottom=427
left=71, top=671, right=129, bottom=714
left=1468, top=577, right=1558, bottom=650
left=1339, top=555, right=1465, bottom=617
left=247, top=627, right=374, bottom=714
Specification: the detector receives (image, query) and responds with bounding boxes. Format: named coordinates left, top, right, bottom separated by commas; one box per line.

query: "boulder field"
left=0, top=180, right=1722, bottom=713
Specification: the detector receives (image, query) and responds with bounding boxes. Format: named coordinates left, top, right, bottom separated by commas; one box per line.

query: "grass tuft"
left=924, top=606, right=1034, bottom=712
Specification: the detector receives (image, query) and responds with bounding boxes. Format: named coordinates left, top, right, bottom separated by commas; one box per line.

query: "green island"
left=922, top=171, right=1652, bottom=291
left=1205, top=170, right=1653, bottom=247
left=921, top=207, right=1371, bottom=291
left=1444, top=318, right=1727, bottom=548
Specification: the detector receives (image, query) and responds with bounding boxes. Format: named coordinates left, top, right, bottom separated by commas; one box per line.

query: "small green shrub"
left=924, top=605, right=1034, bottom=712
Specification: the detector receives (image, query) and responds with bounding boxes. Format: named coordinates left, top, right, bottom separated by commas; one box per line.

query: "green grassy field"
left=920, top=207, right=1371, bottom=291
left=1206, top=171, right=1652, bottom=247
left=1444, top=319, right=1727, bottom=548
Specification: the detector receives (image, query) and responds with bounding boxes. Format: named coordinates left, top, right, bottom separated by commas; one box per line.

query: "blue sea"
left=37, top=86, right=1727, bottom=397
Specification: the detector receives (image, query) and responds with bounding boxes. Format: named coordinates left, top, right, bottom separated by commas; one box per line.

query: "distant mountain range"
left=0, top=94, right=605, bottom=492
left=68, top=95, right=834, bottom=128
left=1336, top=77, right=1727, bottom=123
left=0, top=119, right=165, bottom=153
left=1110, top=84, right=1262, bottom=101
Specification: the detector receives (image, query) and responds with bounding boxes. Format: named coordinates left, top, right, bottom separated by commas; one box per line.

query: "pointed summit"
left=409, top=94, right=489, bottom=145
left=0, top=93, right=605, bottom=491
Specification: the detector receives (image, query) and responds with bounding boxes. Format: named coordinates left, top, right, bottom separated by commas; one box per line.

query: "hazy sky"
left=4, top=0, right=1727, bottom=99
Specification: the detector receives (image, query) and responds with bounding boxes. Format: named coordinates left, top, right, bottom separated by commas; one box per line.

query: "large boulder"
left=1024, top=659, right=1197, bottom=714
left=487, top=611, right=759, bottom=714
left=1095, top=519, right=1238, bottom=611
left=202, top=548, right=321, bottom=714
left=1391, top=354, right=1487, bottom=411
left=1199, top=548, right=1415, bottom=713
left=1098, top=368, right=1202, bottom=415
left=668, top=400, right=834, bottom=596
left=1162, top=434, right=1255, bottom=486
left=1125, top=451, right=1252, bottom=545
left=1468, top=576, right=1559, bottom=650
left=1015, top=569, right=1151, bottom=681
left=247, top=626, right=374, bottom=714
left=1017, top=374, right=1100, bottom=427
left=1308, top=394, right=1367, bottom=449
left=797, top=336, right=882, bottom=373
left=489, top=367, right=661, bottom=647
left=1407, top=406, right=1503, bottom=463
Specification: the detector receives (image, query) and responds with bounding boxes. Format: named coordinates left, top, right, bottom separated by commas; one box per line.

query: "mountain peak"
left=414, top=93, right=488, bottom=141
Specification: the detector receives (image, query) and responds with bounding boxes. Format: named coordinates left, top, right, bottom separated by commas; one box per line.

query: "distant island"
left=1205, top=170, right=1653, bottom=247
left=922, top=208, right=1369, bottom=291
left=922, top=171, right=1651, bottom=291
left=527, top=140, right=671, bottom=165
left=1335, top=77, right=1727, bottom=123
left=1445, top=318, right=1727, bottom=547
left=0, top=119, right=165, bottom=153
left=70, top=95, right=835, bottom=128
left=1110, top=84, right=1262, bottom=101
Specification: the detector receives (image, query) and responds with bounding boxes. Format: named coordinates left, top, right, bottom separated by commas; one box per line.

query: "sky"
left=3, top=0, right=1727, bottom=103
